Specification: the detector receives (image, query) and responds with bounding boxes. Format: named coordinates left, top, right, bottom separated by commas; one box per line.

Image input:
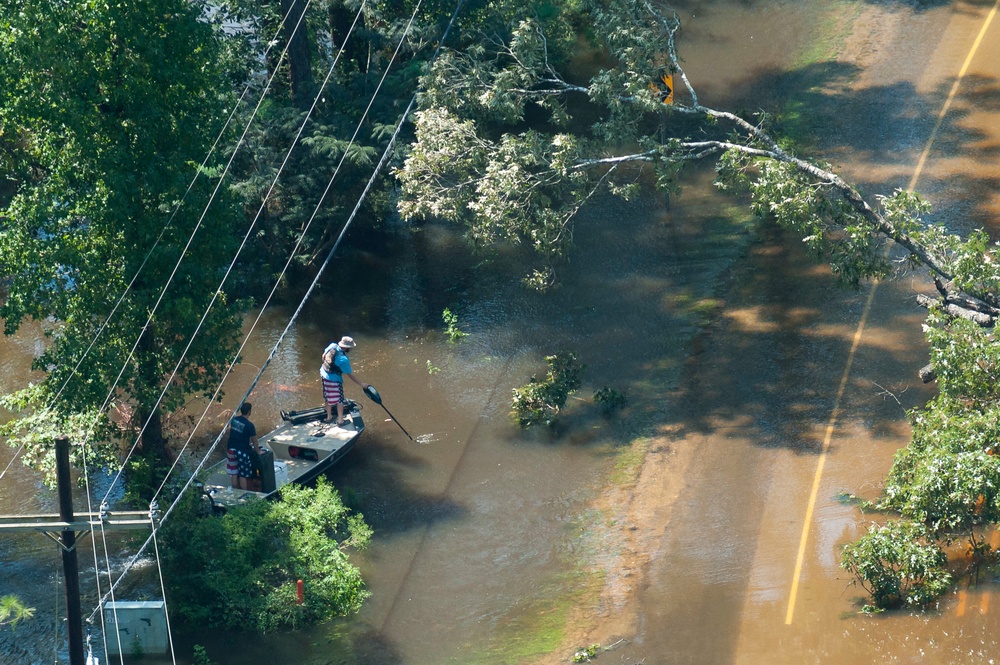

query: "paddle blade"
left=364, top=385, right=383, bottom=405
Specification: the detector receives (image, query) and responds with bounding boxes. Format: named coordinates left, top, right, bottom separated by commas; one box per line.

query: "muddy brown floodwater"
left=4, top=1, right=1000, bottom=664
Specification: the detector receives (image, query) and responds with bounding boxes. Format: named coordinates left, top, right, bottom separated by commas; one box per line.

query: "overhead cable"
left=0, top=1, right=306, bottom=485
left=99, top=0, right=369, bottom=506
left=87, top=0, right=467, bottom=622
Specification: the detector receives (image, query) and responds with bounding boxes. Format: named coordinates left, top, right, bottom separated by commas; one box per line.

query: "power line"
left=100, top=0, right=369, bottom=506
left=53, top=565, right=62, bottom=665
left=79, top=435, right=116, bottom=664
left=152, top=0, right=426, bottom=502
left=150, top=519, right=177, bottom=665
left=87, top=0, right=467, bottom=622
left=0, top=1, right=305, bottom=486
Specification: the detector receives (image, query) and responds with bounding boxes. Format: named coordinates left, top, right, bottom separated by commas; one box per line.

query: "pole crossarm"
left=0, top=511, right=156, bottom=534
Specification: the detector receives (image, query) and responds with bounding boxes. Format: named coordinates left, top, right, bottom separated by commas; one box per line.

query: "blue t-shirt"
left=227, top=415, right=256, bottom=453
left=320, top=343, right=352, bottom=382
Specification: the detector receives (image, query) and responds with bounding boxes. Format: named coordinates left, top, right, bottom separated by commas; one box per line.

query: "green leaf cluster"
left=716, top=149, right=890, bottom=287
left=0, top=383, right=117, bottom=485
left=159, top=478, right=371, bottom=632
left=844, top=309, right=1000, bottom=609
left=593, top=386, right=628, bottom=416
left=398, top=108, right=590, bottom=261
left=0, top=0, right=246, bottom=463
left=398, top=1, right=672, bottom=279
left=840, top=521, right=951, bottom=612
left=0, top=595, right=35, bottom=630
left=442, top=307, right=468, bottom=342
left=511, top=352, right=583, bottom=427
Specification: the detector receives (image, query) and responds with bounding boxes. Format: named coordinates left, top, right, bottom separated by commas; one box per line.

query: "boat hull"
left=200, top=401, right=365, bottom=509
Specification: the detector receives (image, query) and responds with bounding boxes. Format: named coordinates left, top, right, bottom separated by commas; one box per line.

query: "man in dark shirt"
left=226, top=402, right=261, bottom=490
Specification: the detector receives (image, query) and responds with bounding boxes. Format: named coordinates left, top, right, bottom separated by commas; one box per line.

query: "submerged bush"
left=593, top=386, right=628, bottom=416
left=511, top=352, right=583, bottom=427
left=160, top=478, right=371, bottom=632
left=442, top=307, right=468, bottom=342
left=840, top=520, right=951, bottom=612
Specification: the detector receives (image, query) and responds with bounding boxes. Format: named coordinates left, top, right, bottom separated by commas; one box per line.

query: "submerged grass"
left=462, top=570, right=603, bottom=665
left=610, top=437, right=650, bottom=486
left=778, top=0, right=865, bottom=146
left=792, top=0, right=863, bottom=71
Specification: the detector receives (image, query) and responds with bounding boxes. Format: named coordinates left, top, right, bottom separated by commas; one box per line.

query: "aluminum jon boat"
left=199, top=400, right=365, bottom=510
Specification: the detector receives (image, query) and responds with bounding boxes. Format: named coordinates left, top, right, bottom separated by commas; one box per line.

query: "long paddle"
left=364, top=385, right=414, bottom=441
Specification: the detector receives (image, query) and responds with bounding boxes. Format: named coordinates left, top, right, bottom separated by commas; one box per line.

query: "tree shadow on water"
left=325, top=433, right=468, bottom=535
left=726, top=54, right=1000, bottom=233
left=658, top=221, right=934, bottom=455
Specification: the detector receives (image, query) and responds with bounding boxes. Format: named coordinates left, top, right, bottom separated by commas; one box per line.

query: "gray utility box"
left=103, top=601, right=168, bottom=656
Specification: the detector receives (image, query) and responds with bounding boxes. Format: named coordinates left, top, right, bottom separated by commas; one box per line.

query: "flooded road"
left=3, top=1, right=1000, bottom=664
left=597, top=1, right=1000, bottom=664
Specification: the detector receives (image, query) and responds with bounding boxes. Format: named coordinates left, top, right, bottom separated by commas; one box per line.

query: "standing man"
left=321, top=335, right=370, bottom=425
left=226, top=402, right=261, bottom=490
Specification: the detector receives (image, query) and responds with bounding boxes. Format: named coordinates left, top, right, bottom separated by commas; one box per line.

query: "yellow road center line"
left=784, top=285, right=875, bottom=625
left=784, top=0, right=1000, bottom=626
left=957, top=589, right=969, bottom=617
left=980, top=530, right=1000, bottom=614
left=908, top=0, right=1000, bottom=193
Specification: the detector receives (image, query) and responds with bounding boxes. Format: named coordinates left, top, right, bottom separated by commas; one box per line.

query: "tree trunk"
left=136, top=326, right=168, bottom=461
left=137, top=406, right=167, bottom=460
left=280, top=0, right=313, bottom=107
left=916, top=293, right=995, bottom=327
left=328, top=0, right=367, bottom=72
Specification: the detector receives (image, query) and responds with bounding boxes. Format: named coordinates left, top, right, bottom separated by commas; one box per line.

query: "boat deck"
left=201, top=410, right=363, bottom=508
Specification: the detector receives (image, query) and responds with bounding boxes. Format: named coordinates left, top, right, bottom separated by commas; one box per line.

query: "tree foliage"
left=840, top=521, right=951, bottom=612
left=0, top=0, right=247, bottom=470
left=867, top=309, right=1000, bottom=586
left=214, top=0, right=467, bottom=283
left=160, top=478, right=371, bottom=632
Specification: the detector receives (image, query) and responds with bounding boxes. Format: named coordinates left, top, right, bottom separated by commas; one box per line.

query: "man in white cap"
left=320, top=335, right=370, bottom=425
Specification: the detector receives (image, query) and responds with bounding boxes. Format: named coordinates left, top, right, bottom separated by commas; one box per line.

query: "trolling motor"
left=364, top=385, right=414, bottom=441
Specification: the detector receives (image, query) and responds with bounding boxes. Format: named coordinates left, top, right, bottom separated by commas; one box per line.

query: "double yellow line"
left=785, top=0, right=1000, bottom=626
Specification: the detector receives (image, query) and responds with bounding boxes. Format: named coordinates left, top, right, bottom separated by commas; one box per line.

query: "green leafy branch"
left=511, top=352, right=583, bottom=427
left=0, top=595, right=35, bottom=630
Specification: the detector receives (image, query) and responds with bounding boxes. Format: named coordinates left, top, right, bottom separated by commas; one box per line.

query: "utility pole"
left=55, top=435, right=85, bottom=665
left=0, top=436, right=155, bottom=664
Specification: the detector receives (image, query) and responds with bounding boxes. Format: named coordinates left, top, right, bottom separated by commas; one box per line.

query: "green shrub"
left=840, top=520, right=951, bottom=612
left=443, top=308, right=468, bottom=342
left=160, top=478, right=371, bottom=632
left=511, top=352, right=583, bottom=427
left=192, top=646, right=215, bottom=665
left=593, top=386, right=628, bottom=416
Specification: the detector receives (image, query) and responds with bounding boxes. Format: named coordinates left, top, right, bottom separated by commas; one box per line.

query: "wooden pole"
left=55, top=435, right=85, bottom=665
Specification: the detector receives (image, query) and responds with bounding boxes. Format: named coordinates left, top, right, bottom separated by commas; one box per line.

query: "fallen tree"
left=396, top=0, right=1000, bottom=610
